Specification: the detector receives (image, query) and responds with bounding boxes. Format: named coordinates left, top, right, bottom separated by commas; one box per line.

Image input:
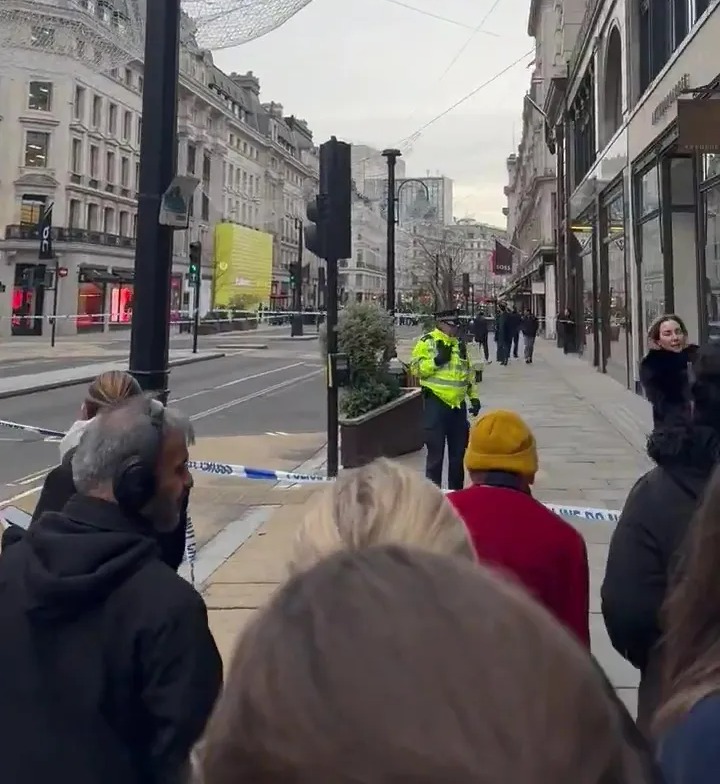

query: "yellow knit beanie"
left=464, top=409, right=538, bottom=476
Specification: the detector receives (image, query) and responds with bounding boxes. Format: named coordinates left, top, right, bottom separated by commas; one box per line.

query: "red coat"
left=448, top=484, right=590, bottom=648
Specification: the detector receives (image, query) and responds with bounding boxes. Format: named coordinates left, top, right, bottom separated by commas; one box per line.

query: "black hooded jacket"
left=0, top=495, right=222, bottom=784
left=601, top=422, right=720, bottom=729
left=639, top=346, right=698, bottom=428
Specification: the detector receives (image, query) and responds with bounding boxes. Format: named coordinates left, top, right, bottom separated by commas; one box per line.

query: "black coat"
left=494, top=311, right=514, bottom=342
left=472, top=314, right=488, bottom=340
left=520, top=314, right=539, bottom=337
left=1, top=449, right=188, bottom=570
left=0, top=494, right=222, bottom=784
left=601, top=423, right=720, bottom=732
left=639, top=346, right=698, bottom=429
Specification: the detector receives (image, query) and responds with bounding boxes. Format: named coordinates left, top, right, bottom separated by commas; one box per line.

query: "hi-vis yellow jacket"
left=410, top=328, right=478, bottom=409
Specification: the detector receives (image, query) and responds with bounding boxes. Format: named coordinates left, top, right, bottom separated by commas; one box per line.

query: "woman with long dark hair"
left=654, top=464, right=720, bottom=781
left=640, top=314, right=698, bottom=429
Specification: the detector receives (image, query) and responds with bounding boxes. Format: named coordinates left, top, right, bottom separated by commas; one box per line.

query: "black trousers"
left=496, top=338, right=510, bottom=364
left=476, top=335, right=489, bottom=361
left=512, top=332, right=520, bottom=358
left=423, top=393, right=469, bottom=491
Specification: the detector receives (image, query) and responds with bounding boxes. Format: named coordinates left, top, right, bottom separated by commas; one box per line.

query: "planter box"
left=340, top=388, right=424, bottom=469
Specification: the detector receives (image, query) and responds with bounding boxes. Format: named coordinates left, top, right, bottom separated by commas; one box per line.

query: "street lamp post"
left=381, top=148, right=401, bottom=317
left=128, top=0, right=182, bottom=401
left=289, top=215, right=304, bottom=336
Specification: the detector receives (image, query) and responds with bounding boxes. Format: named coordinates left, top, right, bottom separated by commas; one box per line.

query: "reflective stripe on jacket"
left=410, top=328, right=478, bottom=408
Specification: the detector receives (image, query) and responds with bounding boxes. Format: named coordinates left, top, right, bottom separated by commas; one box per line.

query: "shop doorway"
left=11, top=263, right=46, bottom=336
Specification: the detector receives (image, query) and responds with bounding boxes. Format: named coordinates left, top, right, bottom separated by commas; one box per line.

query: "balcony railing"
left=4, top=225, right=136, bottom=249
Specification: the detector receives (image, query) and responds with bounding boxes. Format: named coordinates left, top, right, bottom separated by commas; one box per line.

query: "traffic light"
left=289, top=262, right=299, bottom=289
left=188, top=241, right=201, bottom=285
left=304, top=137, right=351, bottom=262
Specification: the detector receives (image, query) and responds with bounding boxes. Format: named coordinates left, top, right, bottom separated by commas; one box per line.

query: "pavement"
left=184, top=337, right=653, bottom=716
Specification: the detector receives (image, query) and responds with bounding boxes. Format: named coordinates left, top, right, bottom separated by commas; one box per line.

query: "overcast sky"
left=213, top=0, right=534, bottom=227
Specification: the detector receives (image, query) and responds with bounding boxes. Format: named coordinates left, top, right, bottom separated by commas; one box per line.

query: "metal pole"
left=128, top=0, right=181, bottom=403
left=326, top=256, right=339, bottom=478
left=291, top=219, right=304, bottom=336
left=191, top=275, right=200, bottom=354
left=382, top=149, right=401, bottom=317
left=50, top=259, right=59, bottom=348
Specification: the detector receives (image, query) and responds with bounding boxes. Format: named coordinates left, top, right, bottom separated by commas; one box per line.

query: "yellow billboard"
left=213, top=223, right=272, bottom=309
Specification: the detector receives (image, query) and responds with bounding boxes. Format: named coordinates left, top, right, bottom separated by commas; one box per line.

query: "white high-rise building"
left=0, top=2, right=319, bottom=338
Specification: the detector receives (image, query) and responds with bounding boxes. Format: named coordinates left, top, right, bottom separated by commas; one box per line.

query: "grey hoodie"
left=58, top=420, right=90, bottom=461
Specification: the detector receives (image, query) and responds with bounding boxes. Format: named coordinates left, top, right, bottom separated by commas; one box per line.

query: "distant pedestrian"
left=639, top=314, right=698, bottom=429
left=198, top=545, right=662, bottom=784
left=0, top=397, right=222, bottom=784
left=602, top=344, right=720, bottom=733
left=1, top=370, right=189, bottom=571
left=559, top=307, right=576, bottom=353
left=509, top=306, right=522, bottom=358
left=654, top=465, right=720, bottom=783
left=289, top=457, right=475, bottom=574
left=472, top=310, right=490, bottom=362
left=520, top=308, right=540, bottom=363
left=494, top=303, right=513, bottom=365
left=448, top=409, right=590, bottom=647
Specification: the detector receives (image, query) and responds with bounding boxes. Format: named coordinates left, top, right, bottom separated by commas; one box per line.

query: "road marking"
left=10, top=467, right=52, bottom=486
left=0, top=485, right=42, bottom=509
left=170, top=362, right=305, bottom=403
left=190, top=370, right=320, bottom=422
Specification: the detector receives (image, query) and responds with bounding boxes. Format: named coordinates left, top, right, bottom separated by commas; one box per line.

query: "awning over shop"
left=79, top=266, right=134, bottom=285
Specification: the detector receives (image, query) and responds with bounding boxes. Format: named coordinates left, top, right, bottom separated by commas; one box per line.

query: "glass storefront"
left=635, top=164, right=665, bottom=339
left=701, top=157, right=720, bottom=343
left=601, top=190, right=631, bottom=388
left=77, top=281, right=105, bottom=332
left=109, top=283, right=134, bottom=324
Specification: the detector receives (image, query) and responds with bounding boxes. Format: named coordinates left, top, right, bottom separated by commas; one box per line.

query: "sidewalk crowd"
left=1, top=311, right=720, bottom=784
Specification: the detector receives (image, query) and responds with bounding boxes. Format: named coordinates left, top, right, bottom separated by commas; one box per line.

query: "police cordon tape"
left=0, top=418, right=622, bottom=524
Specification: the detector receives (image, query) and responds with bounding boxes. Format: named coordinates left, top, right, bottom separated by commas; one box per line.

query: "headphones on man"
left=112, top=398, right=165, bottom=515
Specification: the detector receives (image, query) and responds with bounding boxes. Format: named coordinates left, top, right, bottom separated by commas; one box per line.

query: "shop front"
left=11, top=263, right=47, bottom=336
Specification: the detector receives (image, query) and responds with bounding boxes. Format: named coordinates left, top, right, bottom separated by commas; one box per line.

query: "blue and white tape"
left=1, top=418, right=624, bottom=525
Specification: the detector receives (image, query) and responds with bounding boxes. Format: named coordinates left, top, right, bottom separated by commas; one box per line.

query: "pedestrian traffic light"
left=188, top=241, right=201, bottom=285
left=304, top=137, right=351, bottom=262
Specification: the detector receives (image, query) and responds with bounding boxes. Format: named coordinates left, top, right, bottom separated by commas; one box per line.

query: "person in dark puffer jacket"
left=639, top=314, right=698, bottom=429
left=602, top=344, right=720, bottom=735
left=1, top=371, right=188, bottom=570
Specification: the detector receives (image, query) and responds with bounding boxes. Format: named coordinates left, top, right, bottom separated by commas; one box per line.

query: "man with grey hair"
left=0, top=396, right=222, bottom=784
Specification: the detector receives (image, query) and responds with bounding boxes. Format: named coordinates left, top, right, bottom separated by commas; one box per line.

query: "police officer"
left=410, top=309, right=481, bottom=490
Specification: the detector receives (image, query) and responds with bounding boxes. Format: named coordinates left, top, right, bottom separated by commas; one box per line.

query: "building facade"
left=0, top=3, right=319, bottom=338
left=446, top=218, right=507, bottom=302
left=501, top=0, right=586, bottom=337
left=546, top=0, right=718, bottom=391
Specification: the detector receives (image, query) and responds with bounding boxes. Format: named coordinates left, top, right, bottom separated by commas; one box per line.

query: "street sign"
left=159, top=175, right=200, bottom=229
left=57, top=266, right=68, bottom=278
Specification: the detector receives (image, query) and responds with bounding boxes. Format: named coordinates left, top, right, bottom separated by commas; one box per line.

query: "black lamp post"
left=128, top=0, right=181, bottom=401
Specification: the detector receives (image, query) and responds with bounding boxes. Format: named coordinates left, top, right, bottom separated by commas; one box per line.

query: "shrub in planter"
left=319, top=303, right=401, bottom=418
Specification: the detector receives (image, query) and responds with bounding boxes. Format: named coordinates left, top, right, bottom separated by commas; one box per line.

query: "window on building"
left=89, top=145, right=99, bottom=178
left=187, top=143, right=196, bottom=175
left=120, top=156, right=129, bottom=187
left=601, top=28, right=623, bottom=146
left=28, top=81, right=52, bottom=111
left=92, top=95, right=102, bottom=127
left=103, top=207, right=114, bottom=234
left=202, top=152, right=211, bottom=184
left=124, top=68, right=132, bottom=86
left=108, top=103, right=117, bottom=135
left=135, top=161, right=140, bottom=189
left=202, top=193, right=210, bottom=221
left=638, top=0, right=694, bottom=92
left=24, top=131, right=49, bottom=167
left=119, top=211, right=129, bottom=236
left=123, top=110, right=132, bottom=140
left=138, top=76, right=143, bottom=94
left=106, top=151, right=115, bottom=182
left=20, top=194, right=46, bottom=226
left=31, top=26, right=54, bottom=47
left=73, top=85, right=85, bottom=120
left=87, top=203, right=99, bottom=230
left=71, top=138, right=83, bottom=173
left=68, top=199, right=82, bottom=228
left=136, top=117, right=142, bottom=144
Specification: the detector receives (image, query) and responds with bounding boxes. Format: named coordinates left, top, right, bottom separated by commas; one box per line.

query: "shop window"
left=28, top=81, right=52, bottom=111
left=68, top=199, right=82, bottom=228
left=670, top=157, right=694, bottom=206
left=76, top=281, right=105, bottom=330
left=640, top=218, right=665, bottom=333
left=88, top=203, right=99, bottom=230
left=638, top=0, right=690, bottom=93
left=703, top=186, right=720, bottom=330
left=110, top=283, right=133, bottom=323
left=639, top=166, right=660, bottom=216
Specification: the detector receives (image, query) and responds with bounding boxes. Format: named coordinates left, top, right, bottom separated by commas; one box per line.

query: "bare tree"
left=409, top=227, right=468, bottom=310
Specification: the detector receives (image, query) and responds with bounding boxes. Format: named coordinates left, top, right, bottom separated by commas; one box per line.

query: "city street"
left=0, top=344, right=325, bottom=512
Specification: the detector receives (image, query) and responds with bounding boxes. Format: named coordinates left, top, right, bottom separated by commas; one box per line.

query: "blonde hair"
left=289, top=458, right=475, bottom=574
left=84, top=370, right=142, bottom=419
